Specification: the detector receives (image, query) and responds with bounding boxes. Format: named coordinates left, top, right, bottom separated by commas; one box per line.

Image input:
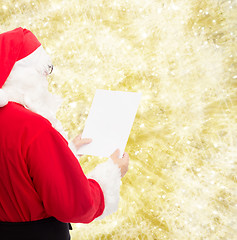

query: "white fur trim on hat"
left=0, top=89, right=8, bottom=107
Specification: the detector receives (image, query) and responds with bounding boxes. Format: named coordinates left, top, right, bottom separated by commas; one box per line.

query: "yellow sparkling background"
left=1, top=0, right=237, bottom=239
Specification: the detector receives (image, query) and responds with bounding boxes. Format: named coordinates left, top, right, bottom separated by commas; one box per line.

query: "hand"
left=72, top=134, right=92, bottom=157
left=110, top=149, right=129, bottom=178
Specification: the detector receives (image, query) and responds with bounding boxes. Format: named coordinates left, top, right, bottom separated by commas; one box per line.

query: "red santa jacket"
left=0, top=102, right=105, bottom=223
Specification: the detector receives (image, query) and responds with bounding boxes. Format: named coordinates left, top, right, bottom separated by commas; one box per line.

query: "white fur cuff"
left=0, top=89, right=9, bottom=107
left=87, top=158, right=122, bottom=220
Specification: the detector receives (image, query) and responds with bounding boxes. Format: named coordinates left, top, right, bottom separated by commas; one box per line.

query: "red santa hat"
left=0, top=27, right=41, bottom=107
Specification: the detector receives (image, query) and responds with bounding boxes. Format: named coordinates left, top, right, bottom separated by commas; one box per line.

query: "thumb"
left=111, top=148, right=120, bottom=158
left=80, top=138, right=92, bottom=144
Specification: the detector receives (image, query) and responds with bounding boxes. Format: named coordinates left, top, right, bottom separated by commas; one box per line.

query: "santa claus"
left=0, top=27, right=129, bottom=240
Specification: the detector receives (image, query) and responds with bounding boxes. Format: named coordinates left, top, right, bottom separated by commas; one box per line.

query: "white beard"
left=23, top=79, right=65, bottom=136
left=2, top=54, right=67, bottom=139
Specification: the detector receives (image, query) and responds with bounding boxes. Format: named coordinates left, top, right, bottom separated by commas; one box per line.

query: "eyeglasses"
left=48, top=64, right=53, bottom=74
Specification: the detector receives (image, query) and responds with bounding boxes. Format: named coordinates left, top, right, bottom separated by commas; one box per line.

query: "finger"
left=110, top=148, right=120, bottom=158
left=72, top=134, right=82, bottom=144
left=115, top=149, right=120, bottom=157
left=122, top=152, right=129, bottom=160
left=80, top=138, right=92, bottom=144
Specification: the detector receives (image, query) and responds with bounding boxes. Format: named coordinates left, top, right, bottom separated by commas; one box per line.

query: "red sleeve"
left=26, top=125, right=105, bottom=223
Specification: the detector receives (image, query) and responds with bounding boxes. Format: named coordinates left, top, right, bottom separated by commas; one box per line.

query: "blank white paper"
left=77, top=89, right=142, bottom=158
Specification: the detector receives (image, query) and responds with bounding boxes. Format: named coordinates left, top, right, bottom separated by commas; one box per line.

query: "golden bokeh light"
left=1, top=0, right=236, bottom=239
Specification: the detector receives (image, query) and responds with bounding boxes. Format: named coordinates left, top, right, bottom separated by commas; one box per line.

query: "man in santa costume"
left=0, top=27, right=129, bottom=240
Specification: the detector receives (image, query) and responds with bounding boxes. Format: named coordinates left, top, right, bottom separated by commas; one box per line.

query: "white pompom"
left=0, top=89, right=9, bottom=107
